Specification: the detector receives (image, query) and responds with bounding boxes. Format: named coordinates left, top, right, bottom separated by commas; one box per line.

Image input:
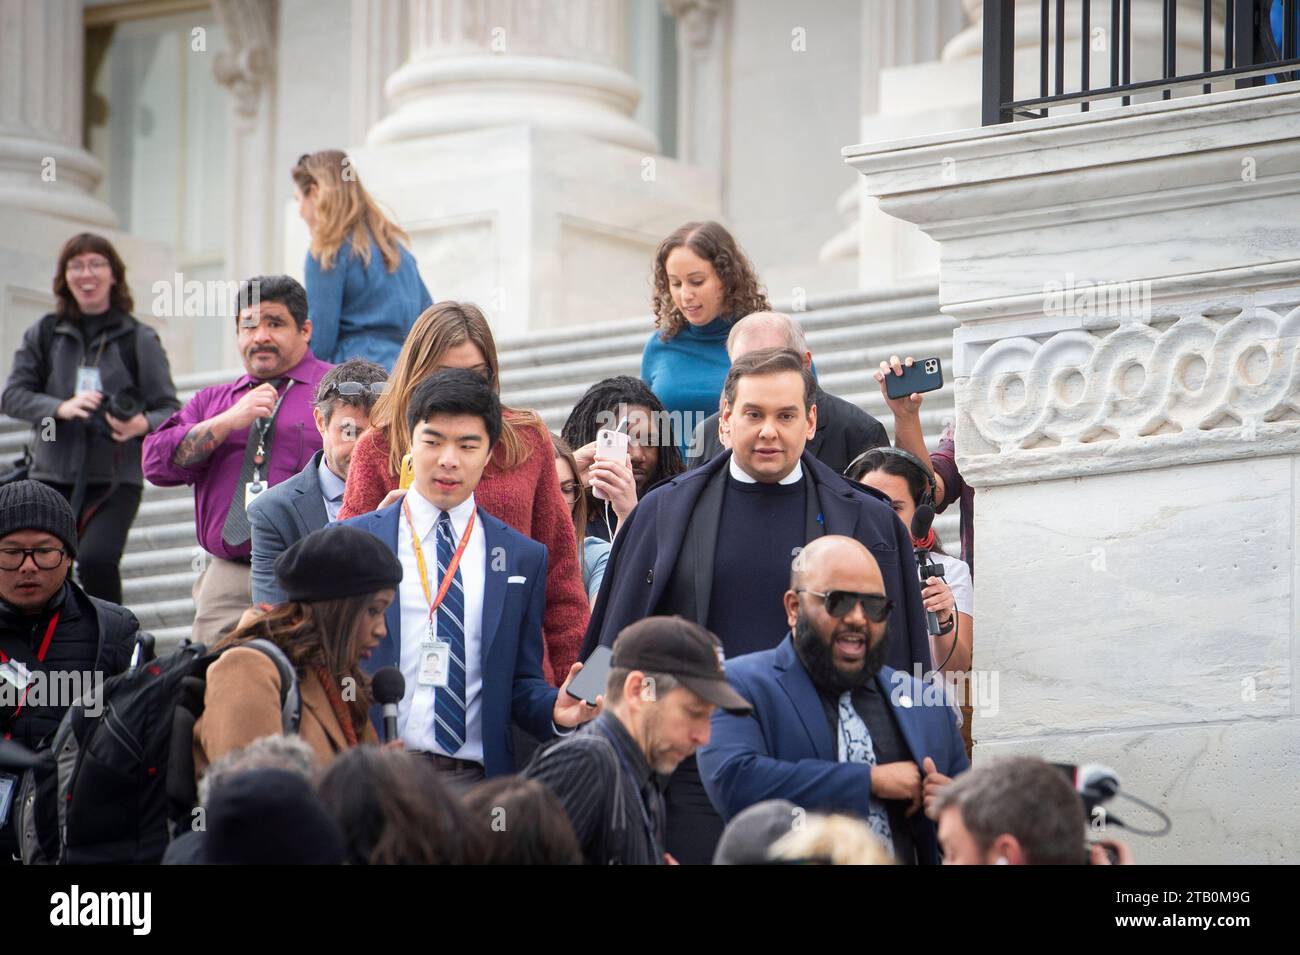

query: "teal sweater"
left=640, top=316, right=733, bottom=455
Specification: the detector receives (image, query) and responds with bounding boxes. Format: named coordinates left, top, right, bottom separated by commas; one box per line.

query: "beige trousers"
left=191, top=556, right=252, bottom=646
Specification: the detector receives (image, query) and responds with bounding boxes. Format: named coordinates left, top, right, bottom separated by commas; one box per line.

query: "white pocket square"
left=507, top=575, right=527, bottom=584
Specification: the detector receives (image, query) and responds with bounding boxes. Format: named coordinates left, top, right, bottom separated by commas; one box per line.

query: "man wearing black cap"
left=523, top=616, right=752, bottom=865
left=0, top=480, right=140, bottom=863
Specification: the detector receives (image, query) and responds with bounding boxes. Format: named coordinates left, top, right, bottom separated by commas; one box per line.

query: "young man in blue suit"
left=344, top=369, right=598, bottom=789
left=697, top=534, right=969, bottom=864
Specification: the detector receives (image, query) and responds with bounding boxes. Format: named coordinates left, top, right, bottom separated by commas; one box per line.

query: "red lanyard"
left=1, top=611, right=60, bottom=730
left=401, top=498, right=475, bottom=633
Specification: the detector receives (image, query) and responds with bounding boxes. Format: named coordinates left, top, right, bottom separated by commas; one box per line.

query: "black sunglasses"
left=796, top=589, right=892, bottom=622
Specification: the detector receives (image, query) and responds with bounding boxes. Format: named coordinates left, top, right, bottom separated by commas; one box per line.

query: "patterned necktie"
left=432, top=510, right=468, bottom=754
left=221, top=378, right=285, bottom=547
left=836, top=690, right=894, bottom=845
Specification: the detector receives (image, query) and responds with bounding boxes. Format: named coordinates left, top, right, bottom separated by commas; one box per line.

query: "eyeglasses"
left=66, top=259, right=111, bottom=276
left=0, top=546, right=68, bottom=571
left=795, top=589, right=893, bottom=622
left=332, top=381, right=387, bottom=397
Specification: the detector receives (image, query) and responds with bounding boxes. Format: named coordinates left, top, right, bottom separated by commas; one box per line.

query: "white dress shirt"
left=317, top=455, right=347, bottom=523
left=396, top=487, right=486, bottom=763
left=729, top=455, right=804, bottom=485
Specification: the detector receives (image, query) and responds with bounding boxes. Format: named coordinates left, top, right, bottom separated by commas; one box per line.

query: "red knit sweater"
left=339, top=422, right=589, bottom=685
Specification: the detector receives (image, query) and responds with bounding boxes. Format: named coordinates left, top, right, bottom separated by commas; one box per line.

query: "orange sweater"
left=339, top=423, right=588, bottom=684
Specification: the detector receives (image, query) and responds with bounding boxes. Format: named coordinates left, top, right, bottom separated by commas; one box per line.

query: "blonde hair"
left=370, top=301, right=545, bottom=475
left=768, top=814, right=896, bottom=865
left=292, top=149, right=409, bottom=273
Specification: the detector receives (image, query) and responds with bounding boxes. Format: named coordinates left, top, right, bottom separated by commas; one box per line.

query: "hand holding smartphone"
left=591, top=419, right=630, bottom=501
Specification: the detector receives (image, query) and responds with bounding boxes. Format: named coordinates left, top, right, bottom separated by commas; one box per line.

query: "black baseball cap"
left=610, top=617, right=753, bottom=715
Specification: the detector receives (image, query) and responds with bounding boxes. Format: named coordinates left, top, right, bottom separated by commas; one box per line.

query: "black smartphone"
left=565, top=645, right=613, bottom=706
left=885, top=357, right=944, bottom=400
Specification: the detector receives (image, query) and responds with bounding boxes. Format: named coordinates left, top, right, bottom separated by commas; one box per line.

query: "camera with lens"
left=106, top=387, right=144, bottom=420
left=89, top=386, right=144, bottom=438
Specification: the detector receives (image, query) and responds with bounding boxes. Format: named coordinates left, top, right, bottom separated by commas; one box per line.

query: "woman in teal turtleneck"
left=640, top=221, right=771, bottom=459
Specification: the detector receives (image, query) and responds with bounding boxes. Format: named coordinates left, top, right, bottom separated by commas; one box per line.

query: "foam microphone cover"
left=371, top=666, right=406, bottom=706
left=910, top=504, right=935, bottom=541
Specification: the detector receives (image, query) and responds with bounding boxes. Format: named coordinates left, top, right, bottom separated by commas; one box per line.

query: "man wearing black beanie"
left=0, top=480, right=142, bottom=864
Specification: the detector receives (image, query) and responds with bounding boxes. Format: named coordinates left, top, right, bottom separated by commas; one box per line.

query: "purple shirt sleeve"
left=929, top=429, right=965, bottom=515
left=141, top=360, right=329, bottom=561
left=142, top=389, right=215, bottom=487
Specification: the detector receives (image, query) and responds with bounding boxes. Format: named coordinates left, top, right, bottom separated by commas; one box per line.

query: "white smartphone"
left=592, top=418, right=630, bottom=501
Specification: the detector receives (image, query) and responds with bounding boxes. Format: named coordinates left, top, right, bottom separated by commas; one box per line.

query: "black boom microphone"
left=910, top=505, right=944, bottom=639
left=372, top=666, right=406, bottom=743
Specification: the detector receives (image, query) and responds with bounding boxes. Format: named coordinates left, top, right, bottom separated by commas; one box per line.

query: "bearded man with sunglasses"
left=698, top=534, right=968, bottom=865
left=248, top=359, right=388, bottom=606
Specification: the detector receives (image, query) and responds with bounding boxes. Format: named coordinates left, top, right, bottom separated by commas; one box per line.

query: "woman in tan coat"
left=194, top=525, right=402, bottom=775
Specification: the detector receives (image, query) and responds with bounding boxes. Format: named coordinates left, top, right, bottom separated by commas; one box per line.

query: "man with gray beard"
left=697, top=535, right=968, bottom=864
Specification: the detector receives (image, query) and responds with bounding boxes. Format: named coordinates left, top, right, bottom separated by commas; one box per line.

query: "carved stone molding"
left=956, top=288, right=1300, bottom=485
left=212, top=0, right=276, bottom=125
left=661, top=0, right=720, bottom=50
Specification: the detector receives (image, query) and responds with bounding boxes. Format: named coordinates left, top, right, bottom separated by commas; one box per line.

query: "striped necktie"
left=432, top=510, right=467, bottom=754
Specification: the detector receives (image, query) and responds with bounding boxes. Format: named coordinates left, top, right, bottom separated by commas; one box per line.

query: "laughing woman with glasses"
left=292, top=150, right=433, bottom=370
left=1, top=233, right=181, bottom=604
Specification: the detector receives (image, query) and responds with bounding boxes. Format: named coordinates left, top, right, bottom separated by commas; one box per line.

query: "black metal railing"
left=984, top=0, right=1300, bottom=124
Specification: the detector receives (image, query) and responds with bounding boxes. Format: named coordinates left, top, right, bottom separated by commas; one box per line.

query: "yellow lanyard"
left=401, top=498, right=475, bottom=632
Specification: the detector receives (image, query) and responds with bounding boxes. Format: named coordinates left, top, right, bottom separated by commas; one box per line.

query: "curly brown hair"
left=651, top=221, right=769, bottom=340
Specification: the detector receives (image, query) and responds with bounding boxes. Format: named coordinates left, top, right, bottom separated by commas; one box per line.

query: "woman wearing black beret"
left=193, top=525, right=403, bottom=775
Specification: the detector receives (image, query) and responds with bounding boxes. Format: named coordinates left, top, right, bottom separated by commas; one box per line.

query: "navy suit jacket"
left=697, top=636, right=969, bottom=864
left=248, top=449, right=331, bottom=606
left=342, top=500, right=559, bottom=777
left=580, top=449, right=931, bottom=675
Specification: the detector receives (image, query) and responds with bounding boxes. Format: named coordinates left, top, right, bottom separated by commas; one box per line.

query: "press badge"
left=244, top=480, right=266, bottom=509
left=76, top=366, right=103, bottom=394
left=418, top=640, right=450, bottom=688
left=0, top=657, right=34, bottom=692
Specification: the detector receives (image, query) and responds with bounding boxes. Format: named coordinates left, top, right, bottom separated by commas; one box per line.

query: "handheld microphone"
left=371, top=666, right=406, bottom=744
left=910, top=504, right=936, bottom=551
left=910, top=505, right=943, bottom=638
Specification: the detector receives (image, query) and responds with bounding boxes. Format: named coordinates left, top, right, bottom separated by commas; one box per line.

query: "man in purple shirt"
left=143, top=275, right=332, bottom=643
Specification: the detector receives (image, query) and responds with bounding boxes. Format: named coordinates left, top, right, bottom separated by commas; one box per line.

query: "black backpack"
left=16, top=638, right=300, bottom=865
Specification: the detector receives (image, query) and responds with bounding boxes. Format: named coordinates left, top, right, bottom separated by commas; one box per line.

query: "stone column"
left=662, top=0, right=727, bottom=199
left=335, top=0, right=719, bottom=335
left=0, top=0, right=175, bottom=371
left=368, top=0, right=657, bottom=152
left=350, top=0, right=409, bottom=147
left=848, top=82, right=1300, bottom=863
left=211, top=0, right=277, bottom=371
left=0, top=0, right=115, bottom=226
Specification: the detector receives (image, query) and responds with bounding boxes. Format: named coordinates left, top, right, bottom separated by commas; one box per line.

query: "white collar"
left=728, top=454, right=804, bottom=486
left=404, top=484, right=477, bottom=538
